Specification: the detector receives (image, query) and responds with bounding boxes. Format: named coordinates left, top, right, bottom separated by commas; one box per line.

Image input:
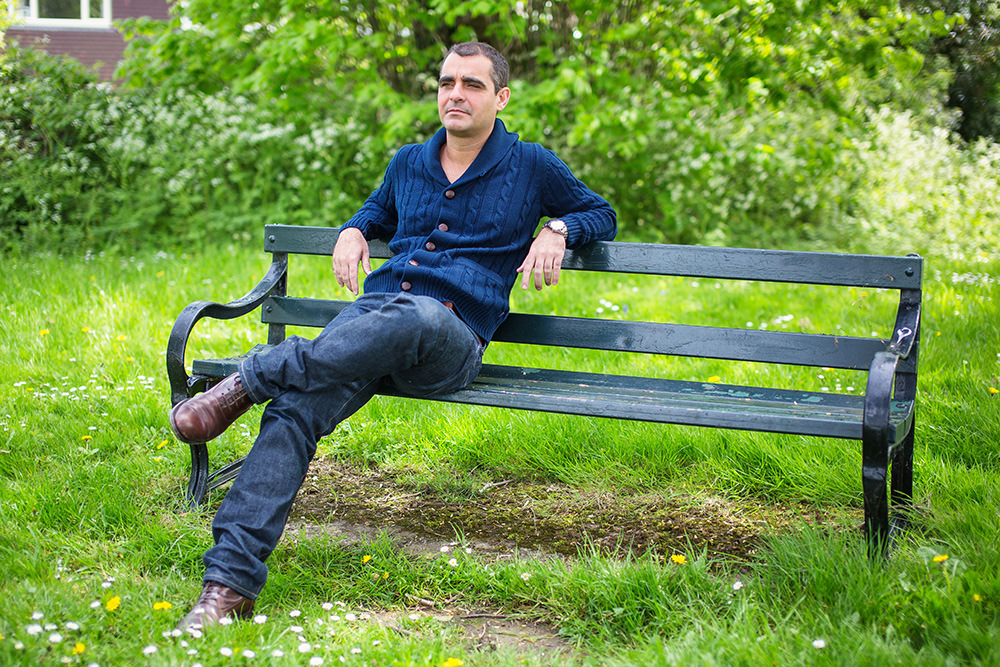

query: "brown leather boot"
left=176, top=581, right=255, bottom=633
left=169, top=373, right=253, bottom=444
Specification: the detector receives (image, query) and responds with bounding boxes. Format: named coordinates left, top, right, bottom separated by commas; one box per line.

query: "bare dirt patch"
left=279, top=459, right=852, bottom=661
left=371, top=608, right=572, bottom=659
left=285, top=458, right=851, bottom=562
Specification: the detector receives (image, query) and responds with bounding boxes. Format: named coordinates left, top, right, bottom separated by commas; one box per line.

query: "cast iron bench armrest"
left=166, top=256, right=288, bottom=406
left=860, top=290, right=921, bottom=555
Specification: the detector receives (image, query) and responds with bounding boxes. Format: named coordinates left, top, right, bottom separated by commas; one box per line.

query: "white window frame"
left=6, top=0, right=113, bottom=28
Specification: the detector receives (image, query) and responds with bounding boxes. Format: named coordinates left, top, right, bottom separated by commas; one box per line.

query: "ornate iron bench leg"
left=890, top=418, right=916, bottom=535
left=186, top=443, right=210, bottom=508
left=207, top=456, right=247, bottom=492
left=862, top=456, right=890, bottom=560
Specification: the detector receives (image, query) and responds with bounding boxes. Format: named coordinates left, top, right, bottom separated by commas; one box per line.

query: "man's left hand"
left=516, top=228, right=567, bottom=290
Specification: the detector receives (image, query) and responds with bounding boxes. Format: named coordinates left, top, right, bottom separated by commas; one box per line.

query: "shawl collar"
left=422, top=118, right=520, bottom=187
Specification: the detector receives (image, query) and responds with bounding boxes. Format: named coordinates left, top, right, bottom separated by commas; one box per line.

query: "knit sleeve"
left=340, top=154, right=401, bottom=241
left=539, top=148, right=617, bottom=248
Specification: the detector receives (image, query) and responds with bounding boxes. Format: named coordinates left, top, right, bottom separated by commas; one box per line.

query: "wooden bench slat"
left=260, top=295, right=907, bottom=371
left=191, top=355, right=913, bottom=440
left=264, top=224, right=923, bottom=289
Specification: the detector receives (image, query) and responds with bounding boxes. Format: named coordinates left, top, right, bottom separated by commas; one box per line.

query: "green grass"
left=0, top=243, right=998, bottom=665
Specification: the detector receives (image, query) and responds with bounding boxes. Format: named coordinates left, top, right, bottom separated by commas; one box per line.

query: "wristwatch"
left=544, top=219, right=569, bottom=239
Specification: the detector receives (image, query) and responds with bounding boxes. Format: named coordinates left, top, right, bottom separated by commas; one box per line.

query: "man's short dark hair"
left=445, top=42, right=509, bottom=92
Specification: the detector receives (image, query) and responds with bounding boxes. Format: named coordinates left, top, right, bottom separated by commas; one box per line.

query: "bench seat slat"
left=191, top=354, right=913, bottom=441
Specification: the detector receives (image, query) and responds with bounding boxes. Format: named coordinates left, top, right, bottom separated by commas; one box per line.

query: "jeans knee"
left=390, top=294, right=450, bottom=334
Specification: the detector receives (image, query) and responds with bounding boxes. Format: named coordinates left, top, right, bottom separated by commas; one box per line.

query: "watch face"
left=548, top=220, right=567, bottom=235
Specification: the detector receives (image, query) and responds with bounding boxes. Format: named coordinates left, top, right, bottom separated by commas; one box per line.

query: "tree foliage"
left=110, top=1, right=957, bottom=244
left=904, top=0, right=1000, bottom=141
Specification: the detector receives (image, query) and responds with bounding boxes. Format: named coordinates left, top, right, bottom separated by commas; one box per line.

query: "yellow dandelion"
left=706, top=376, right=721, bottom=384
left=106, top=595, right=121, bottom=611
left=81, top=435, right=93, bottom=441
left=81, top=327, right=91, bottom=333
left=442, top=659, right=465, bottom=667
left=989, top=387, right=999, bottom=395
left=382, top=572, right=389, bottom=579
left=362, top=554, right=372, bottom=564
left=156, top=439, right=168, bottom=450
left=933, top=554, right=949, bottom=563
left=153, top=601, right=173, bottom=611
left=72, top=642, right=86, bottom=655
left=670, top=554, right=687, bottom=565
left=39, top=329, right=50, bottom=336
left=156, top=270, right=165, bottom=278
left=973, top=594, right=982, bottom=602
left=116, top=334, right=127, bottom=342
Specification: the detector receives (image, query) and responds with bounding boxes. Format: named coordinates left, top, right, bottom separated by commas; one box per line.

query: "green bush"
left=0, top=47, right=389, bottom=250
left=840, top=107, right=1000, bottom=260
left=0, top=47, right=120, bottom=250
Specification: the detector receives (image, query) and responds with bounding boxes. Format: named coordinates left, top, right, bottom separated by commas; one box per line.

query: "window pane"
left=37, top=0, right=79, bottom=19
left=89, top=0, right=102, bottom=18
left=13, top=0, right=31, bottom=19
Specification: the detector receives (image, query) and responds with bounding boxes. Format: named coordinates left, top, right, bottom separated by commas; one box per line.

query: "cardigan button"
left=400, top=281, right=412, bottom=291
left=444, top=189, right=456, bottom=199
left=408, top=259, right=419, bottom=266
left=425, top=241, right=436, bottom=251
left=437, top=223, right=449, bottom=232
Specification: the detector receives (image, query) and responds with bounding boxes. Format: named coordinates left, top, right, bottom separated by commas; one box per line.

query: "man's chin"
left=442, top=119, right=475, bottom=136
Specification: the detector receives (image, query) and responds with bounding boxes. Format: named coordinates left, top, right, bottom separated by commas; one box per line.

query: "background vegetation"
left=2, top=0, right=998, bottom=253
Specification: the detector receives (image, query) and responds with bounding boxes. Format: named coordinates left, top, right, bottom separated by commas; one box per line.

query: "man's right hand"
left=332, top=227, right=371, bottom=295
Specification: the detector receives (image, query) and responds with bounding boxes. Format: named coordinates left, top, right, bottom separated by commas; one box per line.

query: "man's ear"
left=495, top=86, right=511, bottom=112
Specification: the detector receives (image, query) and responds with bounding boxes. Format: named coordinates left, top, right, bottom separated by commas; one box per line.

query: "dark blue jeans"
left=202, top=292, right=484, bottom=598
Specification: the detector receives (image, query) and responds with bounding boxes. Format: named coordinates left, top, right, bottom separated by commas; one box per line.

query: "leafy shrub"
left=0, top=47, right=120, bottom=250
left=0, top=46, right=390, bottom=250
left=838, top=108, right=1000, bottom=261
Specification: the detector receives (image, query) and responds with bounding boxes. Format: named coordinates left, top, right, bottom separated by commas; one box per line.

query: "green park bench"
left=167, top=224, right=922, bottom=558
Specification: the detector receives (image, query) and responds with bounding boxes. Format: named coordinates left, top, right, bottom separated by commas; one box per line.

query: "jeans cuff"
left=238, top=357, right=267, bottom=405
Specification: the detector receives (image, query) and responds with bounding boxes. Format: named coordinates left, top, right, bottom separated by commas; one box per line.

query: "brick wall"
left=6, top=0, right=171, bottom=80
left=115, top=0, right=171, bottom=21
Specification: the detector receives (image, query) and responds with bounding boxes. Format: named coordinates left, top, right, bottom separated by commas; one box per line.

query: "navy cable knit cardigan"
left=341, top=119, right=617, bottom=344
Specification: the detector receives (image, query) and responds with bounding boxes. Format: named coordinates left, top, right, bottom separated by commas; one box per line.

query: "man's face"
left=438, top=53, right=510, bottom=138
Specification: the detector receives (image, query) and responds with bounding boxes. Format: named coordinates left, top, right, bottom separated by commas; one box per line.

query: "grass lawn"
left=0, top=240, right=997, bottom=665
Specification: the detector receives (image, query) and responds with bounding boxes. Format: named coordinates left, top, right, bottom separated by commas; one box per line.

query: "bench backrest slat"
left=261, top=224, right=921, bottom=373
left=264, top=224, right=923, bottom=289
left=261, top=296, right=915, bottom=372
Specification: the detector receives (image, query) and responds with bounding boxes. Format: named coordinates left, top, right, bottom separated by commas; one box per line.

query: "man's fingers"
left=332, top=228, right=369, bottom=295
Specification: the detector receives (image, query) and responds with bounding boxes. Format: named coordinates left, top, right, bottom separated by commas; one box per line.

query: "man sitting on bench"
left=169, top=41, right=616, bottom=632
